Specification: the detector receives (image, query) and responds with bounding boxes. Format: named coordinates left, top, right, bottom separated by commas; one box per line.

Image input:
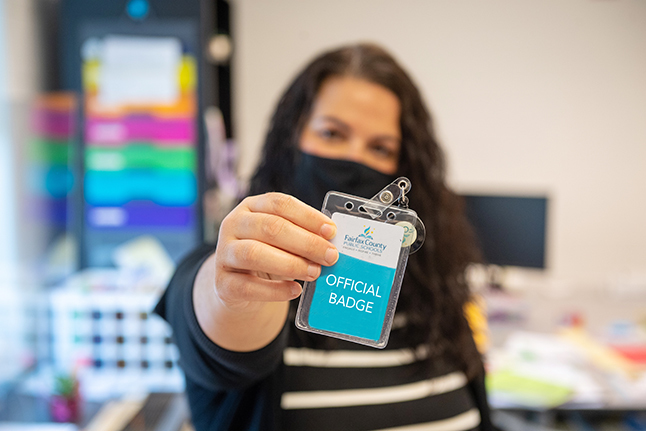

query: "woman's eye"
left=371, top=144, right=396, bottom=159
left=319, top=128, right=343, bottom=140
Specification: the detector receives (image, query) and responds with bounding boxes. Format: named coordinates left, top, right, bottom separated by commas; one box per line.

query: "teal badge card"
left=307, top=213, right=404, bottom=342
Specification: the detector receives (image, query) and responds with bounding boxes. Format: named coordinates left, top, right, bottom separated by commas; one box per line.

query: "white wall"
left=0, top=0, right=42, bottom=385
left=0, top=0, right=16, bottom=265
left=232, top=0, right=646, bottom=282
left=0, top=0, right=40, bottom=265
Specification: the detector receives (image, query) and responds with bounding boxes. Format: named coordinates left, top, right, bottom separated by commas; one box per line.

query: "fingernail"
left=307, top=264, right=320, bottom=279
left=325, top=247, right=339, bottom=265
left=320, top=223, right=336, bottom=239
left=291, top=284, right=302, bottom=297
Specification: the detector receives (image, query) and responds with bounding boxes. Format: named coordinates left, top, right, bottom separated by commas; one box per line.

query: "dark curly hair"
left=248, top=43, right=483, bottom=379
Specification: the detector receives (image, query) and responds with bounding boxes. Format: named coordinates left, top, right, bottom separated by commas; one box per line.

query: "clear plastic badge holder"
left=295, top=177, right=425, bottom=348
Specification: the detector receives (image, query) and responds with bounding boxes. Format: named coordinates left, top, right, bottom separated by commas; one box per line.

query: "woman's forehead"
left=311, top=76, right=401, bottom=137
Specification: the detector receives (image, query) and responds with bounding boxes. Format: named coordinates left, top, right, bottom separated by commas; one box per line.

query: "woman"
left=155, top=43, right=495, bottom=430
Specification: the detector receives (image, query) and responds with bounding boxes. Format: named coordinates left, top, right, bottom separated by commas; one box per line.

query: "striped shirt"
left=155, top=244, right=488, bottom=431
left=278, top=317, right=480, bottom=430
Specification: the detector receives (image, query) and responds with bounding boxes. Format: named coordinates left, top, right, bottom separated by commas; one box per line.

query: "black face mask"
left=291, top=152, right=397, bottom=209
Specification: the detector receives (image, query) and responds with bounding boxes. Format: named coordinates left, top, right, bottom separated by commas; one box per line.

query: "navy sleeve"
left=467, top=366, right=499, bottom=431
left=154, top=244, right=289, bottom=392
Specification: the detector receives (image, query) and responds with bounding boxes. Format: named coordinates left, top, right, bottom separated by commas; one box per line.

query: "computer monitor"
left=461, top=194, right=548, bottom=269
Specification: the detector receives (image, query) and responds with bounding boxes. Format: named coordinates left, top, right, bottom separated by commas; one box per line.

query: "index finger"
left=244, top=193, right=336, bottom=240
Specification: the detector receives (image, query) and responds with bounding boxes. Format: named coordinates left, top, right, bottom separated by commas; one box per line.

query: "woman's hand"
left=213, top=192, right=338, bottom=312
left=193, top=193, right=338, bottom=351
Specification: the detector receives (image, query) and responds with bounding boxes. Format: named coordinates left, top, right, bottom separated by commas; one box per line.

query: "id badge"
left=295, top=177, right=425, bottom=349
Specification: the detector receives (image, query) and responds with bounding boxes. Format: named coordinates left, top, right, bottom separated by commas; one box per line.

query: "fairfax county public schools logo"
left=342, top=225, right=387, bottom=254
left=358, top=226, right=374, bottom=240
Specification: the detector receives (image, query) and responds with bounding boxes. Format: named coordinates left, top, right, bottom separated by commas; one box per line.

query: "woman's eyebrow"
left=368, top=131, right=402, bottom=146
left=316, top=115, right=401, bottom=142
left=372, top=134, right=401, bottom=144
left=315, top=115, right=351, bottom=133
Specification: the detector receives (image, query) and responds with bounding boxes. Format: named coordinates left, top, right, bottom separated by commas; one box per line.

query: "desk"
left=0, top=391, right=101, bottom=426
left=0, top=392, right=189, bottom=431
left=483, top=286, right=646, bottom=429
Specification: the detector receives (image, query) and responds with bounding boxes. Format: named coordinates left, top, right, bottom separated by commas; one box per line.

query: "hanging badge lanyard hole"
left=295, top=177, right=425, bottom=348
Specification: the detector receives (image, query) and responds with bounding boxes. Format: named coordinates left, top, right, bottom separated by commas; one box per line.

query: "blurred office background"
left=0, top=0, right=645, bottom=429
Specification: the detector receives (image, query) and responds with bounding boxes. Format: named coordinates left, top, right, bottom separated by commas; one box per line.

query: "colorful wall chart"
left=29, top=93, right=76, bottom=231
left=81, top=35, right=199, bottom=265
